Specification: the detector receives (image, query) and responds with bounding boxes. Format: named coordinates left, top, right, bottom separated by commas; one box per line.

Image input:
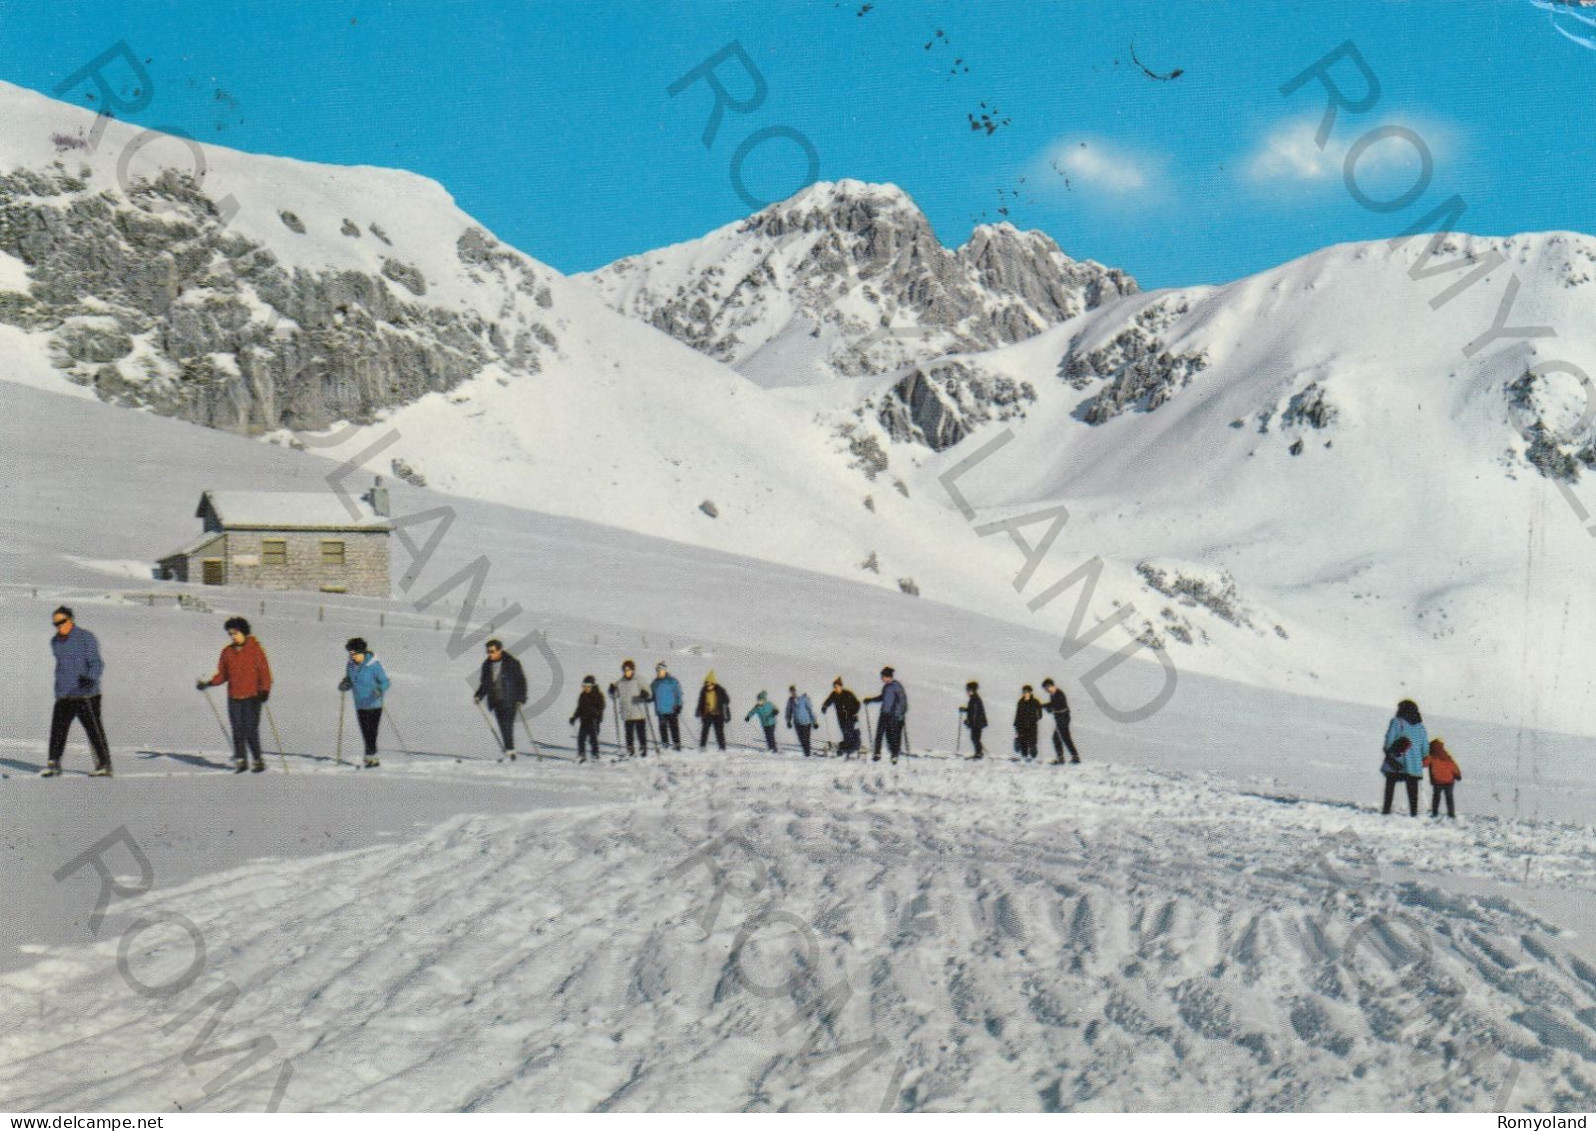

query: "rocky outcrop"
left=875, top=361, right=1036, bottom=451
left=583, top=180, right=1137, bottom=382
left=0, top=165, right=558, bottom=434
left=1061, top=299, right=1209, bottom=424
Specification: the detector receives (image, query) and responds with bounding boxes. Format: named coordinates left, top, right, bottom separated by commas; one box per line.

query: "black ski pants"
left=491, top=700, right=517, bottom=751
left=874, top=714, right=904, bottom=760
left=576, top=718, right=601, bottom=757
left=699, top=716, right=726, bottom=750
left=1431, top=782, right=1456, bottom=818
left=1016, top=726, right=1038, bottom=761
left=1383, top=773, right=1420, bottom=815
left=1051, top=714, right=1080, bottom=762
left=228, top=696, right=264, bottom=764
left=968, top=724, right=985, bottom=758
left=625, top=718, right=649, bottom=755
left=794, top=723, right=813, bottom=756
left=659, top=711, right=682, bottom=749
left=48, top=695, right=111, bottom=770
left=357, top=708, right=382, bottom=759
left=760, top=723, right=778, bottom=752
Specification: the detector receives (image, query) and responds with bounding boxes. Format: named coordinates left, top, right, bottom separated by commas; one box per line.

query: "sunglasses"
left=51, top=618, right=69, bottom=627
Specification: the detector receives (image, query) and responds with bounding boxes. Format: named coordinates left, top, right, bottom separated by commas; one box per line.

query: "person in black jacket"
left=474, top=639, right=528, bottom=755
left=821, top=677, right=862, bottom=757
left=1041, top=678, right=1081, bottom=764
left=569, top=675, right=605, bottom=762
left=1014, top=685, right=1043, bottom=761
left=695, top=671, right=731, bottom=751
left=960, top=680, right=988, bottom=759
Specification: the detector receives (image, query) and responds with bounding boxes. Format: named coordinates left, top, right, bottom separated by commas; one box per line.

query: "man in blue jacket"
left=785, top=685, right=818, bottom=757
left=862, top=666, right=908, bottom=764
left=339, top=637, right=392, bottom=768
left=651, top=662, right=683, bottom=751
left=44, top=606, right=112, bottom=777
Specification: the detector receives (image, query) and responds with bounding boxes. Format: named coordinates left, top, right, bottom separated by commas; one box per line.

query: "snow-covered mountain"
left=4, top=380, right=1593, bottom=1113
left=8, top=73, right=1596, bottom=737
left=578, top=179, right=1138, bottom=389
left=0, top=80, right=1019, bottom=614
left=882, top=231, right=1596, bottom=735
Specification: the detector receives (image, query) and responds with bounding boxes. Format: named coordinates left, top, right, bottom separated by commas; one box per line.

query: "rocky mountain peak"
left=580, top=180, right=1138, bottom=386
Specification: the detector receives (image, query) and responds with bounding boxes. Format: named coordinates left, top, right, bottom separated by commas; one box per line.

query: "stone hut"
left=157, top=481, right=392, bottom=597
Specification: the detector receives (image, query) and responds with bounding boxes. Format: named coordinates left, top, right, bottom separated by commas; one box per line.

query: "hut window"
left=321, top=540, right=345, bottom=566
left=262, top=539, right=288, bottom=566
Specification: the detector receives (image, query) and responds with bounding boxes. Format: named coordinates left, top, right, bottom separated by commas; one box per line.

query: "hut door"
left=202, top=558, right=227, bottom=586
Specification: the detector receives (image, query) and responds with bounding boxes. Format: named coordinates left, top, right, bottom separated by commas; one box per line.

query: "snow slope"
left=1, top=380, right=1594, bottom=1112
left=3, top=756, right=1594, bottom=1112
left=868, top=232, right=1596, bottom=737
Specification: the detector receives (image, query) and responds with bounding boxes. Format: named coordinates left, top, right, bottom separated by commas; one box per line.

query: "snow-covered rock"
left=579, top=179, right=1137, bottom=389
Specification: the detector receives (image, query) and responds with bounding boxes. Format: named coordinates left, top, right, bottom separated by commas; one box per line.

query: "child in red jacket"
left=1423, top=738, right=1462, bottom=819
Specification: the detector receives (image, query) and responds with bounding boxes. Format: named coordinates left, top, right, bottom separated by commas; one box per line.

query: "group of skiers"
left=36, top=609, right=1461, bottom=819
left=960, top=679, right=1081, bottom=765
left=558, top=663, right=922, bottom=764
left=36, top=609, right=1085, bottom=775
left=1380, top=699, right=1464, bottom=818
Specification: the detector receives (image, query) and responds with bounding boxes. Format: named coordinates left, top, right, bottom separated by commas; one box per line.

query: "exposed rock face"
left=1506, top=367, right=1596, bottom=482
left=1061, top=299, right=1209, bottom=424
left=582, top=180, right=1137, bottom=384
left=876, top=361, right=1037, bottom=451
left=0, top=166, right=557, bottom=433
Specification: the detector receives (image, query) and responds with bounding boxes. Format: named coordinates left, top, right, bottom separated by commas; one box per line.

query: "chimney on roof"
left=365, top=475, right=390, bottom=518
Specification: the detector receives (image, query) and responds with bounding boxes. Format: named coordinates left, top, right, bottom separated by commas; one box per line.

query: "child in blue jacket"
left=339, top=637, right=391, bottom=768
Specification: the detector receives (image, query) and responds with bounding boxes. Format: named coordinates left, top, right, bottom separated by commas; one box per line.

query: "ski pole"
left=644, top=705, right=661, bottom=755
left=474, top=697, right=504, bottom=757
left=863, top=702, right=876, bottom=758
left=335, top=690, right=347, bottom=766
left=200, top=686, right=233, bottom=752
left=955, top=712, right=962, bottom=758
left=517, top=704, right=539, bottom=755
left=385, top=701, right=411, bottom=753
left=263, top=702, right=290, bottom=773
left=609, top=689, right=622, bottom=748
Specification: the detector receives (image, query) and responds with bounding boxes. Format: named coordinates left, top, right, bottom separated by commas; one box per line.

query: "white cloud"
left=1247, top=114, right=1455, bottom=187
left=1038, top=137, right=1163, bottom=199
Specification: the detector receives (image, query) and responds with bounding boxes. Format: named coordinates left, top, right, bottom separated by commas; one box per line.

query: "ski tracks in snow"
left=1, top=755, right=1594, bottom=1111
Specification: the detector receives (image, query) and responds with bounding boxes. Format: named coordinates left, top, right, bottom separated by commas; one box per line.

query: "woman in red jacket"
left=197, top=617, right=273, bottom=773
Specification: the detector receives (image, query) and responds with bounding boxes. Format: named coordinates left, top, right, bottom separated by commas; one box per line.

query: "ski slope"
left=1, top=380, right=1593, bottom=1111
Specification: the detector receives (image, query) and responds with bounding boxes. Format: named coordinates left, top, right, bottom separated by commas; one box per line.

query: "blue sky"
left=3, top=1, right=1593, bottom=289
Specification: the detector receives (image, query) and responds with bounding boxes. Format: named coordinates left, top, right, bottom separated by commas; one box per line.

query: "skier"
left=338, top=637, right=390, bottom=768
left=473, top=639, right=528, bottom=757
left=1041, top=678, right=1081, bottom=764
left=1014, top=685, right=1043, bottom=762
left=960, top=681, right=988, bottom=759
left=1423, top=737, right=1462, bottom=819
left=1380, top=699, right=1427, bottom=816
left=197, top=616, right=272, bottom=774
left=862, top=666, right=908, bottom=763
left=785, top=685, right=817, bottom=756
left=695, top=671, right=731, bottom=751
left=43, top=606, right=112, bottom=778
left=651, top=662, right=684, bottom=751
left=569, top=675, right=605, bottom=763
left=746, top=691, right=779, bottom=752
left=609, top=659, right=652, bottom=757
left=822, top=676, right=861, bottom=757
